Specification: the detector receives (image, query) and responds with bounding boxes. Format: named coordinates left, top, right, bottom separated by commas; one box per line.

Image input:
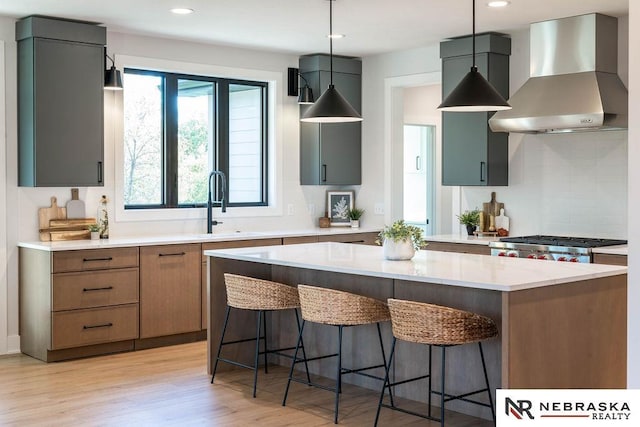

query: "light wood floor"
left=0, top=342, right=492, bottom=426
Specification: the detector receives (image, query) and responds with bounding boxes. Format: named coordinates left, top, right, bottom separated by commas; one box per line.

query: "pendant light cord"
left=329, top=0, right=334, bottom=86
left=472, top=0, right=476, bottom=69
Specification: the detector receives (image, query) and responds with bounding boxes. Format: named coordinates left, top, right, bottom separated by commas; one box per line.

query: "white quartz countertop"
left=204, top=242, right=627, bottom=292
left=591, top=245, right=628, bottom=256
left=17, top=227, right=380, bottom=252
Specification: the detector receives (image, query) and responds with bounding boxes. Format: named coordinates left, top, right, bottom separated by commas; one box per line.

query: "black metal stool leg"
left=479, top=342, right=496, bottom=422
left=252, top=310, right=263, bottom=398
left=262, top=311, right=269, bottom=374
left=440, top=346, right=446, bottom=427
left=374, top=337, right=396, bottom=427
left=211, top=305, right=231, bottom=384
left=376, top=322, right=394, bottom=407
left=428, top=344, right=433, bottom=417
left=283, top=319, right=305, bottom=406
left=334, top=325, right=343, bottom=424
left=294, top=309, right=311, bottom=384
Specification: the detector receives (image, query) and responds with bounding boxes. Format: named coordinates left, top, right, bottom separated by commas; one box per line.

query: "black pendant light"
left=104, top=52, right=123, bottom=91
left=437, top=0, right=510, bottom=111
left=300, top=0, right=362, bottom=123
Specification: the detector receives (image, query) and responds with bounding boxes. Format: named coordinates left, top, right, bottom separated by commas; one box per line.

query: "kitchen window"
left=123, top=68, right=268, bottom=209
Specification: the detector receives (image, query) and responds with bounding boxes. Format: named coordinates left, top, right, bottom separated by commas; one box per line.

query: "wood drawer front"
left=593, top=253, right=628, bottom=266
left=51, top=304, right=139, bottom=350
left=201, top=238, right=282, bottom=262
left=318, top=232, right=379, bottom=245
left=52, top=268, right=139, bottom=311
left=283, top=235, right=319, bottom=245
left=53, top=247, right=139, bottom=273
left=425, top=241, right=491, bottom=255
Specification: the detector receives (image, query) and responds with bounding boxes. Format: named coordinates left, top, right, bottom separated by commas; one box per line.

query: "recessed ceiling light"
left=488, top=1, right=510, bottom=7
left=170, top=8, right=194, bottom=15
left=327, top=34, right=345, bottom=39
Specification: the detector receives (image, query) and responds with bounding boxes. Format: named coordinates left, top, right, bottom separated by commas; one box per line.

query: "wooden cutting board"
left=482, top=192, right=504, bottom=232
left=66, top=188, right=85, bottom=219
left=38, top=197, right=67, bottom=241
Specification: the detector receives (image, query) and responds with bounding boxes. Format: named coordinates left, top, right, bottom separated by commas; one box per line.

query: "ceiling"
left=0, top=0, right=629, bottom=57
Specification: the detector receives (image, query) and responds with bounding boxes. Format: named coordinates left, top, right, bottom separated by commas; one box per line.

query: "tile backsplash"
left=462, top=130, right=628, bottom=239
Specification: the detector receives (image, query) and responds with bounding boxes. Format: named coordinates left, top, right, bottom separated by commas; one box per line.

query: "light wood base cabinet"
left=140, top=244, right=201, bottom=338
left=19, top=247, right=140, bottom=362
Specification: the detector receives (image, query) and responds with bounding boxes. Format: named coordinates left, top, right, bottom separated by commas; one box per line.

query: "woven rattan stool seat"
left=297, top=285, right=390, bottom=326
left=387, top=298, right=498, bottom=346
left=224, top=273, right=300, bottom=311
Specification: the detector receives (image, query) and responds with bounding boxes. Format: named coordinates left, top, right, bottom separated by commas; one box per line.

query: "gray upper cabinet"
left=17, top=16, right=106, bottom=187
left=441, top=33, right=510, bottom=186
left=299, top=54, right=362, bottom=185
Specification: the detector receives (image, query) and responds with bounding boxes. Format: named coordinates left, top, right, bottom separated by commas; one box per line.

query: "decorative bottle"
left=97, top=195, right=109, bottom=239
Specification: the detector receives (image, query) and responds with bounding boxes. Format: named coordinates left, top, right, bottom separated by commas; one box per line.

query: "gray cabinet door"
left=441, top=53, right=508, bottom=186
left=20, top=38, right=104, bottom=186
left=299, top=67, right=361, bottom=185
left=318, top=71, right=361, bottom=185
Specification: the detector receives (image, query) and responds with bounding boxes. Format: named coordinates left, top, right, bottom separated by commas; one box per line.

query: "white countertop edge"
left=204, top=243, right=628, bottom=292
left=17, top=227, right=382, bottom=251
left=591, top=245, right=628, bottom=256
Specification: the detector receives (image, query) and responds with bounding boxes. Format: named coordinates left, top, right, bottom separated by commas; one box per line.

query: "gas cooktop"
left=498, top=235, right=627, bottom=248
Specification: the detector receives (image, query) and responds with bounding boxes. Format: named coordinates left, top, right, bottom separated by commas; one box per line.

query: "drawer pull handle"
left=344, top=240, right=365, bottom=244
left=83, top=323, right=113, bottom=330
left=83, top=257, right=113, bottom=262
left=158, top=252, right=186, bottom=257
left=82, top=286, right=114, bottom=292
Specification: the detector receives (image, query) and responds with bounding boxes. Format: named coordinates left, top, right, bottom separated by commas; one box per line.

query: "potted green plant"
left=376, top=220, right=426, bottom=260
left=87, top=223, right=100, bottom=240
left=347, top=208, right=365, bottom=228
left=457, top=209, right=481, bottom=236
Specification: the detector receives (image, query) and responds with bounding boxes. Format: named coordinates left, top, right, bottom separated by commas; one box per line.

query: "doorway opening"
left=403, top=124, right=435, bottom=235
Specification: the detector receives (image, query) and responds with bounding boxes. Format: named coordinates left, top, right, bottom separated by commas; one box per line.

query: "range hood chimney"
left=489, top=13, right=627, bottom=134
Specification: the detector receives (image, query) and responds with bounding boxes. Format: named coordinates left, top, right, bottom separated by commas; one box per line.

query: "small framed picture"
left=327, top=191, right=354, bottom=226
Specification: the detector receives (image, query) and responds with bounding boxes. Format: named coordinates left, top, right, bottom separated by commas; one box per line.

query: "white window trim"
left=112, top=54, right=283, bottom=222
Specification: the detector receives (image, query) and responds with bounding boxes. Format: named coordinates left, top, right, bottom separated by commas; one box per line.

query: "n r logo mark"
left=505, top=397, right=534, bottom=419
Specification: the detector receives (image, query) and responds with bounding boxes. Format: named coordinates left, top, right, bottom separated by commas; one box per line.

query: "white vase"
left=350, top=219, right=360, bottom=228
left=383, top=238, right=416, bottom=260
left=90, top=231, right=100, bottom=240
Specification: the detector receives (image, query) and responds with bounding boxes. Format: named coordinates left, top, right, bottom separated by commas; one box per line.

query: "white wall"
left=627, top=3, right=639, bottom=388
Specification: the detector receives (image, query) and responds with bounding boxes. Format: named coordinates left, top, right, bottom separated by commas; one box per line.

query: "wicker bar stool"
left=374, top=298, right=498, bottom=426
left=282, top=284, right=393, bottom=424
left=211, top=273, right=310, bottom=398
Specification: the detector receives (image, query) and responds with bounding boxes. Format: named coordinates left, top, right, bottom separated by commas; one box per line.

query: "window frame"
left=122, top=68, right=269, bottom=210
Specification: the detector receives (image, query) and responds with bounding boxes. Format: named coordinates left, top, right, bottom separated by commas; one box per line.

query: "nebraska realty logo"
left=497, top=390, right=640, bottom=426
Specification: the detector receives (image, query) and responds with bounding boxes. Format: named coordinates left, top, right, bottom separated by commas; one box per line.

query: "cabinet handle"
left=83, top=257, right=113, bottom=262
left=98, top=161, right=103, bottom=184
left=158, top=252, right=186, bottom=257
left=83, top=323, right=113, bottom=330
left=480, top=161, right=486, bottom=182
left=322, top=164, right=327, bottom=182
left=416, top=156, right=421, bottom=171
left=344, top=240, right=365, bottom=244
left=82, top=286, right=114, bottom=292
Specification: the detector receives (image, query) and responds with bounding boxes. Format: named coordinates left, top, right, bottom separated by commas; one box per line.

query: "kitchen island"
left=205, top=242, right=627, bottom=419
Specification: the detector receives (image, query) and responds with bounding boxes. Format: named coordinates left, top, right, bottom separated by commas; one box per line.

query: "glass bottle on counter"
left=97, top=195, right=109, bottom=239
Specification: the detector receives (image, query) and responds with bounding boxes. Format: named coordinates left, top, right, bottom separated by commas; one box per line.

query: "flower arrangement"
left=347, top=208, right=365, bottom=220
left=376, top=220, right=426, bottom=251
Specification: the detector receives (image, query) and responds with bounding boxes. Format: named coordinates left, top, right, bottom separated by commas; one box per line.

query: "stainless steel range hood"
left=489, top=13, right=627, bottom=134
